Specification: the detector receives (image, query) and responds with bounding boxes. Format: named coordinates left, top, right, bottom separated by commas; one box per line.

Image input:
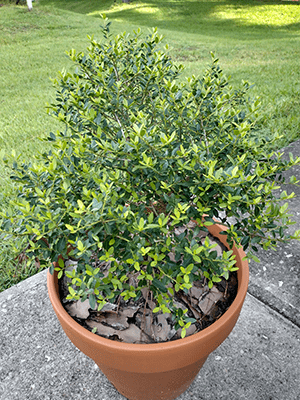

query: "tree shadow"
left=41, top=0, right=300, bottom=40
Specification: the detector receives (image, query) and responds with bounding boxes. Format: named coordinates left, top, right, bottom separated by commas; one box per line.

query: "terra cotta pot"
left=47, top=222, right=249, bottom=400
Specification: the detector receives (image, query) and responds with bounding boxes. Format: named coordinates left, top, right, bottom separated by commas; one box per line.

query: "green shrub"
left=1, top=17, right=300, bottom=336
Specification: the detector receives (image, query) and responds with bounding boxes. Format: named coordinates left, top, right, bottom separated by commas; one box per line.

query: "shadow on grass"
left=40, top=0, right=300, bottom=40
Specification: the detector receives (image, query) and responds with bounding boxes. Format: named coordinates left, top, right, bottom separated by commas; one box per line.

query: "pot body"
left=47, top=223, right=249, bottom=400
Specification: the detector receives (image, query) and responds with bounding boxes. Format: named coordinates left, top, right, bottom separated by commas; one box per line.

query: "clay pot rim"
left=47, top=221, right=249, bottom=353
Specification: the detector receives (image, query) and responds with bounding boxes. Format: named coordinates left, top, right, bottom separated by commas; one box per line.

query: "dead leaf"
left=102, top=312, right=129, bottom=330
left=128, top=272, right=139, bottom=288
left=173, top=300, right=188, bottom=312
left=168, top=328, right=177, bottom=340
left=186, top=221, right=197, bottom=229
left=198, top=287, right=223, bottom=315
left=86, top=320, right=116, bottom=338
left=136, top=312, right=155, bottom=342
left=153, top=313, right=171, bottom=342
left=117, top=323, right=144, bottom=343
left=101, top=303, right=118, bottom=312
left=174, top=226, right=187, bottom=236
left=167, top=251, right=176, bottom=262
left=87, top=320, right=144, bottom=343
left=95, top=307, right=138, bottom=330
left=122, top=307, right=139, bottom=318
left=140, top=315, right=153, bottom=337
left=176, top=293, right=202, bottom=320
left=65, top=299, right=91, bottom=319
left=189, top=285, right=207, bottom=300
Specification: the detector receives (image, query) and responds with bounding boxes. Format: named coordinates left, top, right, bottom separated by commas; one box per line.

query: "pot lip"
left=47, top=221, right=249, bottom=352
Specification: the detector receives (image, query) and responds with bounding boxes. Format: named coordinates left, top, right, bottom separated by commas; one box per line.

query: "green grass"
left=0, top=0, right=300, bottom=292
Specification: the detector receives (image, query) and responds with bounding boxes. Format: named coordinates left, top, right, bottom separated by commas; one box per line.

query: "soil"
left=58, top=234, right=238, bottom=344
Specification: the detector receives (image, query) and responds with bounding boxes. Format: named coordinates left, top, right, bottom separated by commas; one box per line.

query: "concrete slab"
left=1, top=270, right=300, bottom=400
left=181, top=295, right=300, bottom=400
left=248, top=139, right=300, bottom=327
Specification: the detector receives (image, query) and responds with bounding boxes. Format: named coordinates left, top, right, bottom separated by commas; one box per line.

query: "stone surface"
left=177, top=294, right=300, bottom=400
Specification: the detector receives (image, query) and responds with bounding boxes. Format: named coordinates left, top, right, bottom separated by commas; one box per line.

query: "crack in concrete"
left=247, top=285, right=300, bottom=330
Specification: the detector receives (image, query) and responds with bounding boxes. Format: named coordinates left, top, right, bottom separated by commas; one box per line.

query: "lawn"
left=0, top=0, right=299, bottom=291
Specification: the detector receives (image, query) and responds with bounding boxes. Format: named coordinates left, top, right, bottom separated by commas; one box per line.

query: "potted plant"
left=1, top=16, right=300, bottom=400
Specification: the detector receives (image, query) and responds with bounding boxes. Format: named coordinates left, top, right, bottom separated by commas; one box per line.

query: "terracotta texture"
left=47, top=223, right=249, bottom=400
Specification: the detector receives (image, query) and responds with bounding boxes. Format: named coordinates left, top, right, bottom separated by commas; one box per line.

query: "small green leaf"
left=193, top=255, right=201, bottom=263
left=280, top=203, right=288, bottom=214
left=180, top=328, right=187, bottom=338
left=89, top=294, right=96, bottom=310
left=232, top=166, right=238, bottom=176
left=148, top=212, right=154, bottom=223
left=168, top=287, right=174, bottom=296
left=77, top=199, right=85, bottom=210
left=134, top=262, right=140, bottom=271
left=65, top=224, right=74, bottom=232
left=251, top=254, right=260, bottom=263
left=77, top=240, right=84, bottom=251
